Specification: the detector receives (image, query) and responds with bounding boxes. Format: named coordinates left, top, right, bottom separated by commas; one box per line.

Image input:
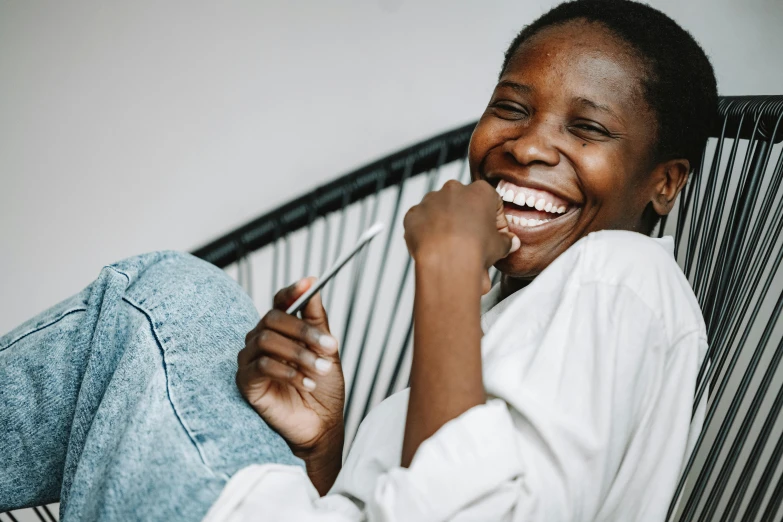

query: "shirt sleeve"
left=367, top=398, right=524, bottom=521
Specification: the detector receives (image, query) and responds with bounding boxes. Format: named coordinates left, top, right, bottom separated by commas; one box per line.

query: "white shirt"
left=204, top=230, right=708, bottom=522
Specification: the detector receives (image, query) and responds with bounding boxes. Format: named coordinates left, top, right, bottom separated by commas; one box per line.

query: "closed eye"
left=573, top=123, right=608, bottom=135
left=491, top=102, right=528, bottom=120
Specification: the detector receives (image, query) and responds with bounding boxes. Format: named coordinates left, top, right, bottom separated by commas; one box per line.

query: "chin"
left=494, top=250, right=546, bottom=281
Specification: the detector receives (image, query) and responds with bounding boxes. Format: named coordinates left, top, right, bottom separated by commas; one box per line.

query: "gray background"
left=2, top=0, right=782, bottom=334
left=2, top=1, right=783, bottom=520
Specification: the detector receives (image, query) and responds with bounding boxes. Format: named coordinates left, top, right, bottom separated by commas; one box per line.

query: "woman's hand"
left=403, top=179, right=520, bottom=292
left=236, top=278, right=345, bottom=494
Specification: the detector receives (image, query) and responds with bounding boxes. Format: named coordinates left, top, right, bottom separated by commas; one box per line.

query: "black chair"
left=5, top=95, right=783, bottom=521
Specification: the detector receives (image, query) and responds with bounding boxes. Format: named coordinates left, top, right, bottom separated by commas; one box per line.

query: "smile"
left=495, top=180, right=576, bottom=228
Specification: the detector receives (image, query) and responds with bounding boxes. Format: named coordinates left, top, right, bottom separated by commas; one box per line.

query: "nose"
left=502, top=117, right=560, bottom=167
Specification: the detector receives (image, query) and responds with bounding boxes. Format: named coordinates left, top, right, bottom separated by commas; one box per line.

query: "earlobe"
left=650, top=159, right=690, bottom=216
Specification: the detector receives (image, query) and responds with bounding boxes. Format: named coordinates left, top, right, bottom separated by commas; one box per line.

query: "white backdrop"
left=2, top=0, right=783, bottom=333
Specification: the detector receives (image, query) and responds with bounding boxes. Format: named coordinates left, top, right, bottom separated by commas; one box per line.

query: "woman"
left=1, top=0, right=716, bottom=520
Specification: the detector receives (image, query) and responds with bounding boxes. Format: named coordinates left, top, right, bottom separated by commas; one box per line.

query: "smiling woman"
left=0, top=1, right=728, bottom=521
left=470, top=2, right=717, bottom=286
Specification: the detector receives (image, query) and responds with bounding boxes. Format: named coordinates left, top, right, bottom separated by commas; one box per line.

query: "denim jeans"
left=0, top=251, right=303, bottom=520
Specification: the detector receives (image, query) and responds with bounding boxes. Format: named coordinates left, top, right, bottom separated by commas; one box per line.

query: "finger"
left=495, top=194, right=520, bottom=257
left=252, top=328, right=334, bottom=376
left=298, top=276, right=330, bottom=328
left=259, top=309, right=339, bottom=357
left=254, top=355, right=317, bottom=392
left=495, top=193, right=511, bottom=234
left=272, top=278, right=311, bottom=311
left=492, top=231, right=520, bottom=261
left=481, top=270, right=492, bottom=295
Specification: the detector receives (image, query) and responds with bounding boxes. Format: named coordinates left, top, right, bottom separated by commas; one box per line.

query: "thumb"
left=272, top=278, right=309, bottom=311
left=495, top=231, right=521, bottom=260
left=300, top=277, right=331, bottom=332
left=495, top=198, right=521, bottom=258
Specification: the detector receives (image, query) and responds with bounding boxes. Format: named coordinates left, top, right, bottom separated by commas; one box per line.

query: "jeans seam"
left=120, top=295, right=225, bottom=480
left=104, top=263, right=221, bottom=478
left=0, top=307, right=87, bottom=353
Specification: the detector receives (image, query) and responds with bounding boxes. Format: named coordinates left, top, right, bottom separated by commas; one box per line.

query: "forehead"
left=503, top=20, right=650, bottom=117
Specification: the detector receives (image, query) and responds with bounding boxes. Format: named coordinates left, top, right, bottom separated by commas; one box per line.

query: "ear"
left=648, top=158, right=690, bottom=216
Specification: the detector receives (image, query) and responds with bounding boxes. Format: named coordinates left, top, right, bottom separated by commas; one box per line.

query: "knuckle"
left=403, top=209, right=413, bottom=228
left=259, top=312, right=272, bottom=328
left=295, top=345, right=309, bottom=364
left=256, top=329, right=270, bottom=345
left=257, top=356, right=270, bottom=370
left=299, top=322, right=312, bottom=341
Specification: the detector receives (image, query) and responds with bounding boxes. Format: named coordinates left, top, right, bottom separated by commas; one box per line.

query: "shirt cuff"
left=203, top=464, right=362, bottom=522
left=369, top=398, right=523, bottom=522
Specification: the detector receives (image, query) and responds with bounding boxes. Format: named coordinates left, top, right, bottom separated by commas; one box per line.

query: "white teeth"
left=505, top=214, right=513, bottom=224
left=497, top=181, right=571, bottom=217
left=520, top=217, right=529, bottom=226
left=513, top=215, right=521, bottom=225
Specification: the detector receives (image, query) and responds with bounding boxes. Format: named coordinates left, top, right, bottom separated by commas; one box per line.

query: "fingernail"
left=319, top=334, right=338, bottom=352
left=314, top=358, right=332, bottom=375
left=303, top=377, right=316, bottom=390
left=509, top=235, right=521, bottom=253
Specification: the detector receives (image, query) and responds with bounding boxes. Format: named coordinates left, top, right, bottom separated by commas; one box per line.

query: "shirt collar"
left=479, top=234, right=675, bottom=333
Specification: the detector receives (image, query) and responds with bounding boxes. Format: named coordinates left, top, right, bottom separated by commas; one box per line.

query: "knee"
left=111, top=251, right=260, bottom=333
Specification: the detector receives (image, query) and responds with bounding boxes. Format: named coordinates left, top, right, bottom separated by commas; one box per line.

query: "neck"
left=499, top=273, right=533, bottom=300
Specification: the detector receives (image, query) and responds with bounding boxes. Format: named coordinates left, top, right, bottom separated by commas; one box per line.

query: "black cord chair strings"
left=193, top=96, right=783, bottom=522
left=5, top=95, right=782, bottom=521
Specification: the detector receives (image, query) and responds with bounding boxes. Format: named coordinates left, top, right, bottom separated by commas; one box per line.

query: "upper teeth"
left=495, top=181, right=568, bottom=214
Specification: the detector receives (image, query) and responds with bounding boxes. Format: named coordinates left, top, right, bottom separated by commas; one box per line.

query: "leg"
left=0, top=251, right=302, bottom=520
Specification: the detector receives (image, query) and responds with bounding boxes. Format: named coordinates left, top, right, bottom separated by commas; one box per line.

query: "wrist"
left=413, top=238, right=485, bottom=276
left=292, top=426, right=344, bottom=496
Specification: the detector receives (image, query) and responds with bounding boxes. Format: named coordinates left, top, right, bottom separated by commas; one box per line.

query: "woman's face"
left=469, top=20, right=663, bottom=281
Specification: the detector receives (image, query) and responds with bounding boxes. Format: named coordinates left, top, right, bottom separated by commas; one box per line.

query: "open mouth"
left=495, top=180, right=577, bottom=229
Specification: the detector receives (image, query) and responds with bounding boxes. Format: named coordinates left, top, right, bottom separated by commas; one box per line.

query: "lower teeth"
left=505, top=214, right=551, bottom=227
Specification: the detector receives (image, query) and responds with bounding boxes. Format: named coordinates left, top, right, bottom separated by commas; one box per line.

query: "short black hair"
left=501, top=0, right=718, bottom=174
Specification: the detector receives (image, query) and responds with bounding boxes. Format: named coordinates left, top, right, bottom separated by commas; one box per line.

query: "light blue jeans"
left=0, top=251, right=303, bottom=520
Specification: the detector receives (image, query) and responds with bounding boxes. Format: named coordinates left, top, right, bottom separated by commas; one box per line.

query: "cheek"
left=469, top=116, right=519, bottom=180
left=576, top=149, right=630, bottom=205
left=468, top=122, right=493, bottom=180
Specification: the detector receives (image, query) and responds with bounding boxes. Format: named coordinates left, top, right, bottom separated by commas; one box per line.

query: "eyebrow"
left=496, top=80, right=534, bottom=96
left=574, top=97, right=622, bottom=121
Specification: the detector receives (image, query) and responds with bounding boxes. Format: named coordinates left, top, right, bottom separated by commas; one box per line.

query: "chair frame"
left=5, top=95, right=783, bottom=522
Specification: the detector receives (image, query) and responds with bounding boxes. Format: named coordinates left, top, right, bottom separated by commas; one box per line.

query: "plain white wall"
left=2, top=0, right=782, bottom=334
